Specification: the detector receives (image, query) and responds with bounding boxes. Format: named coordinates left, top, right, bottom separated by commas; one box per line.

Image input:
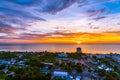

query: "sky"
left=0, top=0, right=120, bottom=44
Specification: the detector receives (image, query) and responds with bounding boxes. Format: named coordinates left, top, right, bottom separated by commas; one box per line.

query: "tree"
left=0, top=64, right=6, bottom=70
left=6, top=67, right=51, bottom=80
left=75, top=66, right=83, bottom=73
left=111, top=71, right=120, bottom=79
left=98, top=69, right=106, bottom=77
left=52, top=77, right=63, bottom=80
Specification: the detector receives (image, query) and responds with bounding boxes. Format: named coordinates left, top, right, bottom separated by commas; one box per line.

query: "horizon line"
left=0, top=43, right=120, bottom=45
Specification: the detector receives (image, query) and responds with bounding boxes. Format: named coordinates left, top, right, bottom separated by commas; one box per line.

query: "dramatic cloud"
left=0, top=0, right=120, bottom=44
left=0, top=22, right=20, bottom=33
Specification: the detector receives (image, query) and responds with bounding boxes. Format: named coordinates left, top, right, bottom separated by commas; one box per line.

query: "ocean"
left=0, top=44, right=120, bottom=54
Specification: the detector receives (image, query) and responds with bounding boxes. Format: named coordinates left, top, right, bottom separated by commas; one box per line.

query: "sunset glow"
left=77, top=41, right=81, bottom=44
left=0, top=0, right=120, bottom=44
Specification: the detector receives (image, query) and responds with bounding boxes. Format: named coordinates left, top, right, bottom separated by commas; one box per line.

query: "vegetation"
left=0, top=52, right=16, bottom=60
left=60, top=62, right=86, bottom=73
left=67, top=53, right=81, bottom=59
left=0, top=64, right=6, bottom=70
left=0, top=51, right=120, bottom=80
left=6, top=66, right=51, bottom=80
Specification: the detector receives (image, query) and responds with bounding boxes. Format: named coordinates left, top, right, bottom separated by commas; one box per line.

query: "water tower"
left=76, top=47, right=82, bottom=54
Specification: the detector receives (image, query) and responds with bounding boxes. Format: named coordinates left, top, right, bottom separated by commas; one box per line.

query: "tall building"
left=76, top=47, right=82, bottom=54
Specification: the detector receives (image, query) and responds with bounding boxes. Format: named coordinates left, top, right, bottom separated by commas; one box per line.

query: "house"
left=16, top=54, right=23, bottom=58
left=7, top=72, right=15, bottom=77
left=98, top=64, right=106, bottom=69
left=40, top=62, right=54, bottom=74
left=0, top=60, right=11, bottom=65
left=2, top=67, right=8, bottom=73
left=40, top=67, right=50, bottom=74
left=58, top=53, right=69, bottom=64
left=52, top=71, right=68, bottom=79
left=105, top=68, right=113, bottom=71
left=17, top=60, right=25, bottom=67
left=11, top=58, right=16, bottom=64
left=98, top=64, right=113, bottom=72
left=41, top=62, right=54, bottom=66
left=58, top=53, right=68, bottom=58
left=76, top=76, right=81, bottom=80
left=93, top=61, right=98, bottom=65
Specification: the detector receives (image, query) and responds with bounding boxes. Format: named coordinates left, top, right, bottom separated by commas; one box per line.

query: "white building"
left=53, top=71, right=68, bottom=79
left=76, top=76, right=81, bottom=80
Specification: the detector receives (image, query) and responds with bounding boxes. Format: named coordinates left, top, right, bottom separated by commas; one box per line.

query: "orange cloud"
left=16, top=31, right=120, bottom=44
left=1, top=31, right=120, bottom=44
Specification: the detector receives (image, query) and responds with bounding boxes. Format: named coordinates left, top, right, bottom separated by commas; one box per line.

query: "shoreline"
left=0, top=51, right=119, bottom=54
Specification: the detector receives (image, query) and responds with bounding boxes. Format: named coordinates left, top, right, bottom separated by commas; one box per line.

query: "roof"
left=76, top=76, right=81, bottom=80
left=58, top=53, right=68, bottom=58
left=41, top=62, right=53, bottom=65
left=53, top=71, right=68, bottom=77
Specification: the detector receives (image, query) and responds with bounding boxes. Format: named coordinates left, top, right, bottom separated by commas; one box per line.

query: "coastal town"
left=0, top=47, right=120, bottom=80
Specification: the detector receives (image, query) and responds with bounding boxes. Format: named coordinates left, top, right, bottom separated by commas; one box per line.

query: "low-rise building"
left=52, top=71, right=69, bottom=79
